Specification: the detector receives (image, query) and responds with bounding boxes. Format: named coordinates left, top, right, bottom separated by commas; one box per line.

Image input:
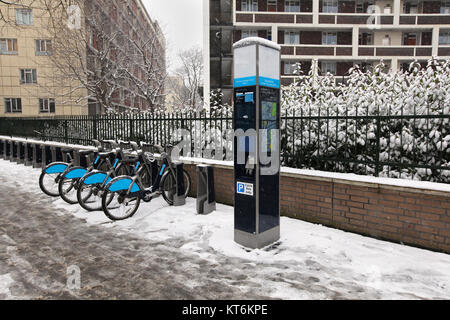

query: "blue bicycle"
left=101, top=145, right=191, bottom=221
left=75, top=141, right=153, bottom=211
left=38, top=140, right=104, bottom=197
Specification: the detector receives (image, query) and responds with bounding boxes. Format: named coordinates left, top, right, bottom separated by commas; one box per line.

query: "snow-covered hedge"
left=281, top=59, right=450, bottom=182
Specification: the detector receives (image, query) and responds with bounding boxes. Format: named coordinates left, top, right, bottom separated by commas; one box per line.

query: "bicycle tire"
left=161, top=169, right=191, bottom=205
left=58, top=177, right=81, bottom=205
left=77, top=163, right=126, bottom=211
left=101, top=187, right=141, bottom=221
left=39, top=171, right=61, bottom=197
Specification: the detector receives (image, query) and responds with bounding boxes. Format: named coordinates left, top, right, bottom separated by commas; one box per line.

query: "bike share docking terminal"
left=233, top=37, right=281, bottom=249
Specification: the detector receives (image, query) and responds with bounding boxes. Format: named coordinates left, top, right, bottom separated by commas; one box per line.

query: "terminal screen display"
left=234, top=87, right=257, bottom=181
left=260, top=87, right=279, bottom=154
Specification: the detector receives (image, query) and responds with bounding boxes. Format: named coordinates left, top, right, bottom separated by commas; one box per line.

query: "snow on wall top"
left=0, top=135, right=97, bottom=150
left=233, top=37, right=281, bottom=51
left=179, top=156, right=450, bottom=194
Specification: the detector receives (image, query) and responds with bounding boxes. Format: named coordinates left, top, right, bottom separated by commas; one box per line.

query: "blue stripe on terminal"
left=234, top=76, right=257, bottom=88
left=259, top=77, right=280, bottom=89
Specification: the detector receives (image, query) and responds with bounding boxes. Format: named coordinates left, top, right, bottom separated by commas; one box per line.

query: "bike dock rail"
left=0, top=136, right=97, bottom=169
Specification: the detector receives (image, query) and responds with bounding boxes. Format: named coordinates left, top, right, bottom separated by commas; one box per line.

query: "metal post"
left=196, top=165, right=216, bottom=215
left=375, top=116, right=381, bottom=177
left=172, top=162, right=186, bottom=207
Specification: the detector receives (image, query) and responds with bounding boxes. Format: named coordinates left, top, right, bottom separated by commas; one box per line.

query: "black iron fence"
left=0, top=111, right=449, bottom=183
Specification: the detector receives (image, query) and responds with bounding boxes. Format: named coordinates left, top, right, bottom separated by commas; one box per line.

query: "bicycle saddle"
left=92, top=139, right=104, bottom=152
left=98, top=151, right=115, bottom=158
left=78, top=150, right=93, bottom=156
left=101, top=140, right=119, bottom=149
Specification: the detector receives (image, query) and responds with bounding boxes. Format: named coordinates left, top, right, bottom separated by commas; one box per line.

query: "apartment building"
left=0, top=0, right=165, bottom=117
left=204, top=0, right=450, bottom=104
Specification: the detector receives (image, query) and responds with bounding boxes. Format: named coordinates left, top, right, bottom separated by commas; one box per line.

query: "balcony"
left=399, top=14, right=450, bottom=25
left=318, top=13, right=394, bottom=25
left=358, top=45, right=433, bottom=57
left=281, top=44, right=353, bottom=56
left=438, top=46, right=450, bottom=56
left=235, top=11, right=313, bottom=24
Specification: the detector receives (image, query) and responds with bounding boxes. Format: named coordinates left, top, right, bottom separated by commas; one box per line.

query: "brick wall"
left=182, top=162, right=450, bottom=253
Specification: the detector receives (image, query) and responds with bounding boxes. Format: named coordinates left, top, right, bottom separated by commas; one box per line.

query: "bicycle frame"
left=106, top=152, right=173, bottom=201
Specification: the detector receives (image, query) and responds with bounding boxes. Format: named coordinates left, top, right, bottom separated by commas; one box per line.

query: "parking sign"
left=236, top=182, right=254, bottom=196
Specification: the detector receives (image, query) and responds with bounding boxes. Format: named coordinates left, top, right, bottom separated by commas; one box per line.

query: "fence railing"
left=0, top=111, right=449, bottom=183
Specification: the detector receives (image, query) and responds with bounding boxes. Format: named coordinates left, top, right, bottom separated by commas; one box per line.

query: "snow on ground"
left=0, top=159, right=449, bottom=299
left=0, top=274, right=15, bottom=299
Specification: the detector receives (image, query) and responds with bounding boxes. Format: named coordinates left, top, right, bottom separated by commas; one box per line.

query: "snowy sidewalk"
left=0, top=159, right=449, bottom=299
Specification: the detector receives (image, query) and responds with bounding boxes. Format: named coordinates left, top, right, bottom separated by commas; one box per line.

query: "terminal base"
left=234, top=226, right=280, bottom=249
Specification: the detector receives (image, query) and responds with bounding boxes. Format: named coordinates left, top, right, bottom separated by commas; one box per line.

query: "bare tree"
left=124, top=30, right=167, bottom=112
left=175, top=46, right=204, bottom=111
left=35, top=0, right=166, bottom=113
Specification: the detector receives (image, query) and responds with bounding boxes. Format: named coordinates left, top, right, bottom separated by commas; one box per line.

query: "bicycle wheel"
left=161, top=169, right=191, bottom=205
left=101, top=189, right=141, bottom=221
left=39, top=171, right=61, bottom=197
left=77, top=163, right=118, bottom=211
left=58, top=177, right=81, bottom=205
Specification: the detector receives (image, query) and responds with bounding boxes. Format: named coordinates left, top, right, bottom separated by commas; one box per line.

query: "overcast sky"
left=142, top=0, right=204, bottom=74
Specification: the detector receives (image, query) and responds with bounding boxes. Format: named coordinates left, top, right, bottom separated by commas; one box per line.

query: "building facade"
left=0, top=0, right=165, bottom=117
left=204, top=0, right=450, bottom=104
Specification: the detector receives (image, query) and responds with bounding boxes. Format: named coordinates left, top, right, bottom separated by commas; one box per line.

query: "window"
left=322, top=0, right=338, bottom=13
left=35, top=40, right=52, bottom=55
left=16, top=9, right=33, bottom=25
left=384, top=4, right=392, bottom=14
left=242, top=30, right=258, bottom=39
left=382, top=34, right=391, bottom=46
left=439, top=31, right=450, bottom=44
left=284, top=31, right=300, bottom=44
left=321, top=61, right=337, bottom=75
left=403, top=0, right=419, bottom=14
left=284, top=62, right=297, bottom=75
left=4, top=98, right=22, bottom=113
left=20, top=69, right=37, bottom=84
left=403, top=33, right=418, bottom=46
left=285, top=1, right=300, bottom=12
left=355, top=1, right=376, bottom=13
left=322, top=32, right=337, bottom=45
left=0, top=39, right=18, bottom=54
left=39, top=98, right=56, bottom=113
left=268, top=30, right=272, bottom=41
left=359, top=32, right=374, bottom=45
left=268, top=0, right=277, bottom=5
left=242, top=0, right=258, bottom=11
left=442, top=1, right=450, bottom=14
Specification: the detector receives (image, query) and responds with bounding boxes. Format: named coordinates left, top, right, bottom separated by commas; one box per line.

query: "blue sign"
left=259, top=77, right=280, bottom=89
left=236, top=182, right=254, bottom=196
left=234, top=76, right=257, bottom=88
